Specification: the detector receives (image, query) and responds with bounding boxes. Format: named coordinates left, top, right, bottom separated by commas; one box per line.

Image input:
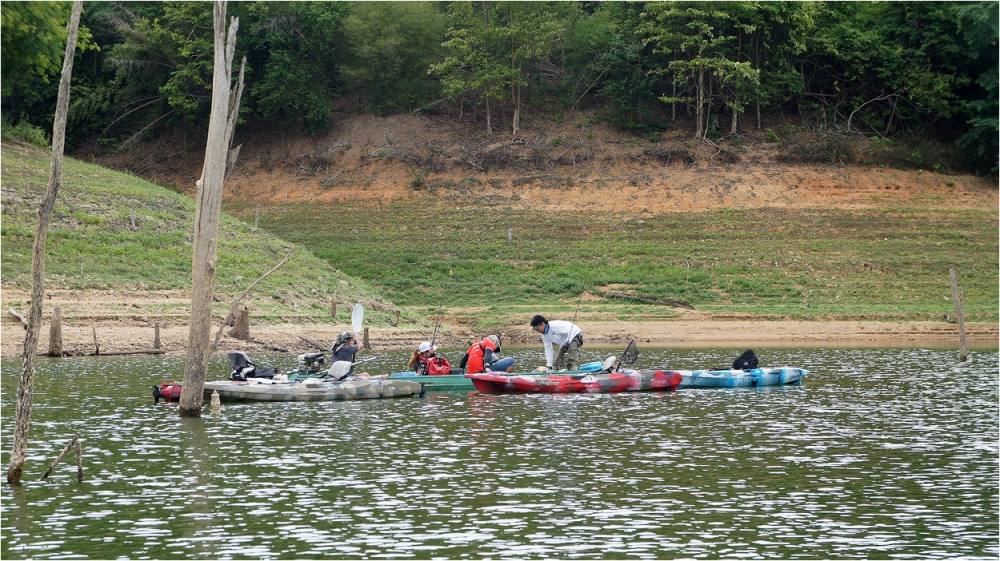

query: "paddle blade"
left=352, top=303, right=364, bottom=335
left=621, top=340, right=639, bottom=366
left=612, top=340, right=638, bottom=371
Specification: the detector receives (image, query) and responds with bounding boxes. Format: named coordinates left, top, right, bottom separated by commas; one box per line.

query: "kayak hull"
left=467, top=369, right=682, bottom=394
left=678, top=367, right=808, bottom=388
left=202, top=378, right=422, bottom=402
left=389, top=361, right=607, bottom=391
left=388, top=372, right=473, bottom=391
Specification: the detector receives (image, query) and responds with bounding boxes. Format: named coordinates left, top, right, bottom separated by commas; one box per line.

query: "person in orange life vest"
left=460, top=335, right=515, bottom=374
left=406, top=341, right=453, bottom=375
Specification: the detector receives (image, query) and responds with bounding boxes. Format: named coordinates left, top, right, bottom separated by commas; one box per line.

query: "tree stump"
left=330, top=300, right=337, bottom=319
left=153, top=322, right=161, bottom=351
left=949, top=266, right=968, bottom=362
left=363, top=327, right=372, bottom=350
left=228, top=306, right=250, bottom=340
left=48, top=307, right=62, bottom=357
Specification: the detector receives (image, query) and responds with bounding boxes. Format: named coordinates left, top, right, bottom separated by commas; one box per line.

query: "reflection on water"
left=2, top=348, right=997, bottom=559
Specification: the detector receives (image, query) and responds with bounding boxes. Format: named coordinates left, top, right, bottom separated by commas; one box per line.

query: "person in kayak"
left=530, top=315, right=583, bottom=370
left=460, top=334, right=515, bottom=374
left=329, top=331, right=364, bottom=380
left=406, top=341, right=452, bottom=375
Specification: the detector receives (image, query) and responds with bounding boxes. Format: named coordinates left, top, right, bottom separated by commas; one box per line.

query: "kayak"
left=387, top=372, right=472, bottom=391
left=202, top=377, right=422, bottom=402
left=153, top=382, right=183, bottom=403
left=467, top=369, right=682, bottom=394
left=678, top=367, right=808, bottom=388
left=389, top=361, right=607, bottom=391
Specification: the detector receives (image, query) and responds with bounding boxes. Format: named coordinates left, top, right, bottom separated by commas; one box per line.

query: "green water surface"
left=2, top=347, right=997, bottom=559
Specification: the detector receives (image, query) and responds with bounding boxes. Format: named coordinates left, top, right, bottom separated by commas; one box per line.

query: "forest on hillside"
left=3, top=1, right=997, bottom=172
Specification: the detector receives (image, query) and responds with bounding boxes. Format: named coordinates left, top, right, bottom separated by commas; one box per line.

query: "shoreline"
left=2, top=318, right=995, bottom=358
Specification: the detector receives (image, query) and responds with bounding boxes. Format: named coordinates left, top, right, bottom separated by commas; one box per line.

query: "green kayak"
left=387, top=372, right=473, bottom=390
left=387, top=362, right=605, bottom=391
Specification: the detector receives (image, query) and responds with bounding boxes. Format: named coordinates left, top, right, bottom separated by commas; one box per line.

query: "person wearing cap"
left=331, top=331, right=363, bottom=363
left=530, top=315, right=583, bottom=370
left=460, top=334, right=515, bottom=374
left=407, top=341, right=437, bottom=375
left=329, top=331, right=364, bottom=380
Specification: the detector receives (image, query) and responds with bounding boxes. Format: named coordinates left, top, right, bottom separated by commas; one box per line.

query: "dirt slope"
left=92, top=112, right=997, bottom=214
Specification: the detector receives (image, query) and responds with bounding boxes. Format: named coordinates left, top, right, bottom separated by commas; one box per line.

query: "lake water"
left=2, top=347, right=997, bottom=559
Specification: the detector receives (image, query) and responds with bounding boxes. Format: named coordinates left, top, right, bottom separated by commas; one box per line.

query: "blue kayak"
left=676, top=367, right=808, bottom=388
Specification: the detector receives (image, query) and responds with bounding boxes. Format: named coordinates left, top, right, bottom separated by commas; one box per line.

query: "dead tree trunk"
left=48, top=307, right=62, bottom=357
left=228, top=306, right=250, bottom=340
left=695, top=67, right=705, bottom=139
left=949, top=266, right=968, bottom=362
left=41, top=434, right=82, bottom=481
left=7, top=0, right=83, bottom=485
left=180, top=1, right=246, bottom=417
left=153, top=322, right=161, bottom=351
left=485, top=97, right=493, bottom=135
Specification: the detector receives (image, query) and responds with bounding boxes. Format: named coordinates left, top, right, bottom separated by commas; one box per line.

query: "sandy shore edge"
left=2, top=318, right=995, bottom=358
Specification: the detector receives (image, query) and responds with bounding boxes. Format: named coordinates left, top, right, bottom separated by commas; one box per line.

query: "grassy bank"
left=230, top=200, right=998, bottom=323
left=0, top=142, right=398, bottom=323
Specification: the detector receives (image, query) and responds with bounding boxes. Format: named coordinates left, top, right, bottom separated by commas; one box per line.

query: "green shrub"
left=2, top=120, right=48, bottom=147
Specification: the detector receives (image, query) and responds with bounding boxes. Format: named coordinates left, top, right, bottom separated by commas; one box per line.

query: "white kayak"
left=202, top=377, right=422, bottom=402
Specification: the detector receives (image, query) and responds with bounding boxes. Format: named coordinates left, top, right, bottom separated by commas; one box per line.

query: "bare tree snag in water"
left=949, top=266, right=968, bottom=362
left=7, top=1, right=83, bottom=485
left=180, top=1, right=246, bottom=417
left=48, top=307, right=63, bottom=357
left=41, top=434, right=83, bottom=482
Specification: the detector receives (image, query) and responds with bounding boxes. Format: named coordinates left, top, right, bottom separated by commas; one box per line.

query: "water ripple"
left=1, top=348, right=997, bottom=559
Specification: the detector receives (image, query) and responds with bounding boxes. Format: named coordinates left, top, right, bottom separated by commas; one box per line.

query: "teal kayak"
left=677, top=367, right=808, bottom=388
left=389, top=361, right=605, bottom=391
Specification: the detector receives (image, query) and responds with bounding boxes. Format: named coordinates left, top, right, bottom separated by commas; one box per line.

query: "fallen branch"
left=846, top=93, right=907, bottom=134
left=249, top=338, right=288, bottom=353
left=210, top=248, right=294, bottom=354
left=603, top=291, right=695, bottom=310
left=41, top=434, right=83, bottom=481
left=298, top=335, right=327, bottom=352
left=54, top=349, right=165, bottom=357
left=8, top=308, right=28, bottom=329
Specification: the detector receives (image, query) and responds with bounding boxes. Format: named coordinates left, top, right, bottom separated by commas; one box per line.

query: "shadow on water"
left=1, top=347, right=997, bottom=559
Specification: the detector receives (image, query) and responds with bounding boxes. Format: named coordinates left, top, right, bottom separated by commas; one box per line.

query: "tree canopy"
left=2, top=1, right=995, bottom=172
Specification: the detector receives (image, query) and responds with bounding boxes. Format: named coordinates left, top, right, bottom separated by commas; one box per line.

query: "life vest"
left=426, top=356, right=452, bottom=376
left=414, top=355, right=430, bottom=375
left=465, top=338, right=499, bottom=374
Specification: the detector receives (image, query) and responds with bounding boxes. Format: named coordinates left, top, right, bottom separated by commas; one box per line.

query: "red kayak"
left=467, top=369, right=682, bottom=394
left=153, top=382, right=183, bottom=403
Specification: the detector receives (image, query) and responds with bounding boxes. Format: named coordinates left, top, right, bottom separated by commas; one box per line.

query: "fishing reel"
left=297, top=352, right=326, bottom=372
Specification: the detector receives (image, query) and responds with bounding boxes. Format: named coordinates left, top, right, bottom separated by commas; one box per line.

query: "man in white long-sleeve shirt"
left=530, top=315, right=583, bottom=370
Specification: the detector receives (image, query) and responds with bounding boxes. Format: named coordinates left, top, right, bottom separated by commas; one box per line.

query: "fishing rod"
left=429, top=303, right=444, bottom=347
left=570, top=290, right=584, bottom=326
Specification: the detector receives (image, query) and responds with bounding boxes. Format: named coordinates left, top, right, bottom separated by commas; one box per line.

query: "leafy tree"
left=1, top=1, right=95, bottom=121
left=432, top=2, right=563, bottom=136
left=431, top=2, right=510, bottom=134
left=955, top=1, right=998, bottom=169
left=642, top=2, right=759, bottom=138
left=596, top=4, right=660, bottom=129
left=245, top=2, right=345, bottom=132
left=340, top=2, right=446, bottom=113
